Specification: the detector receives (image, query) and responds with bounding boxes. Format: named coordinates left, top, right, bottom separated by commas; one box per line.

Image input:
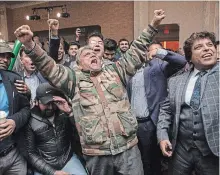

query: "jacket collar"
left=0, top=70, right=14, bottom=116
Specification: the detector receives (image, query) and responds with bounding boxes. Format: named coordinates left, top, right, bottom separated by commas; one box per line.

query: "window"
left=154, top=24, right=179, bottom=51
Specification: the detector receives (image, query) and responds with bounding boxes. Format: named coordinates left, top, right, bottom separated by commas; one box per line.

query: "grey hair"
left=76, top=45, right=93, bottom=65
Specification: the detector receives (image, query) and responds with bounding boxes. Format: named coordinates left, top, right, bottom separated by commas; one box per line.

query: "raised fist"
left=14, top=25, right=33, bottom=45
left=47, top=19, right=59, bottom=31
left=150, top=9, right=166, bottom=28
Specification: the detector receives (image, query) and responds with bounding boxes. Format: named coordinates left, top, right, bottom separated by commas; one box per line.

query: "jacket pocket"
left=117, top=111, right=138, bottom=137
left=79, top=81, right=99, bottom=107
left=79, top=116, right=107, bottom=145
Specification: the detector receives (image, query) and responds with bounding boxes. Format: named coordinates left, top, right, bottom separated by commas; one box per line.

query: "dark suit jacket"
left=127, top=50, right=187, bottom=125
left=0, top=70, right=31, bottom=154
left=18, top=70, right=48, bottom=100
left=157, top=63, right=219, bottom=156
left=18, top=70, right=47, bottom=84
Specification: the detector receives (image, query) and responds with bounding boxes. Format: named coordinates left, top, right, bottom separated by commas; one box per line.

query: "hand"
left=30, top=99, right=39, bottom=109
left=53, top=96, right=72, bottom=114
left=14, top=25, right=35, bottom=50
left=150, top=9, right=166, bottom=29
left=75, top=28, right=81, bottom=41
left=48, top=19, right=59, bottom=36
left=0, top=119, right=16, bottom=140
left=54, top=170, right=70, bottom=175
left=159, top=140, right=172, bottom=157
left=76, top=28, right=81, bottom=37
left=147, top=48, right=158, bottom=61
left=14, top=80, right=30, bottom=94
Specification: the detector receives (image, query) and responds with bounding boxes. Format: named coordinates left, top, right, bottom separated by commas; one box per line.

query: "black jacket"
left=25, top=107, right=81, bottom=175
left=0, top=70, right=30, bottom=152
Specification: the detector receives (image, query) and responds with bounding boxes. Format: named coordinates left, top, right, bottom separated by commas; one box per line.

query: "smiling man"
left=115, top=38, right=130, bottom=60
left=14, top=9, right=165, bottom=175
left=157, top=31, right=219, bottom=175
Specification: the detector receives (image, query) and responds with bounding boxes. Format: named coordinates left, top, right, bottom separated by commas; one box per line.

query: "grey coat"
left=157, top=63, right=219, bottom=156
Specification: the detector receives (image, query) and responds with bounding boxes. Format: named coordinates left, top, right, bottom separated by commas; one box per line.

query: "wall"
left=134, top=1, right=219, bottom=48
left=8, top=1, right=134, bottom=42
left=0, top=5, right=8, bottom=41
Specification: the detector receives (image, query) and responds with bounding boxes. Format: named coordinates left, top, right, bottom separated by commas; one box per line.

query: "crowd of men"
left=0, top=9, right=219, bottom=175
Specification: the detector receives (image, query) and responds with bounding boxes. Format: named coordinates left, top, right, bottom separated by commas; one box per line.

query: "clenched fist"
left=47, top=19, right=59, bottom=36
left=150, top=9, right=166, bottom=29
left=14, top=25, right=34, bottom=50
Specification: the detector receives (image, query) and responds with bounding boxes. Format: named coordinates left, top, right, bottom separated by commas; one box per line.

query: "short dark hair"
left=104, top=38, right=117, bottom=51
left=87, top=31, right=104, bottom=43
left=118, top=38, right=129, bottom=45
left=183, top=31, right=216, bottom=62
left=69, top=41, right=80, bottom=49
left=148, top=40, right=163, bottom=48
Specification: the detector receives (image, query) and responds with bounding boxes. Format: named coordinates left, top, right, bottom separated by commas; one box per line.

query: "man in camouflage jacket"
left=14, top=9, right=165, bottom=175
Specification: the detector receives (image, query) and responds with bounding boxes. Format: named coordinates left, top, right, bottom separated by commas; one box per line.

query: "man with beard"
left=25, top=83, right=87, bottom=175
left=63, top=41, right=80, bottom=70
left=14, top=9, right=165, bottom=175
left=115, top=38, right=130, bottom=60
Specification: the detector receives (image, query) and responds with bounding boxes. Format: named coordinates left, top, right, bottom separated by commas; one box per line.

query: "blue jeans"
left=34, top=154, right=87, bottom=175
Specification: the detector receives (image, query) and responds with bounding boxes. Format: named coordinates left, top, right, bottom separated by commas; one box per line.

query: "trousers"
left=84, top=145, right=144, bottom=175
left=0, top=147, right=27, bottom=175
left=168, top=143, right=219, bottom=175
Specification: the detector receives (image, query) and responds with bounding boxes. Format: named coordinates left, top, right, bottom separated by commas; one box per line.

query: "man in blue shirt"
left=0, top=41, right=30, bottom=175
left=0, top=74, right=9, bottom=116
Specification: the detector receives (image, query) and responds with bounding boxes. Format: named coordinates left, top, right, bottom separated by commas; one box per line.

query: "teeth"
left=203, top=54, right=212, bottom=57
left=91, top=59, right=97, bottom=64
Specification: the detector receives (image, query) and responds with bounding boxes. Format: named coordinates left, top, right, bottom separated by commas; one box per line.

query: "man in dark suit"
left=157, top=31, right=219, bottom=175
left=0, top=41, right=31, bottom=174
left=127, top=41, right=187, bottom=175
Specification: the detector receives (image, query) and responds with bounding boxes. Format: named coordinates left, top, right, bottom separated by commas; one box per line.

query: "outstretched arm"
left=48, top=19, right=61, bottom=62
left=14, top=25, right=76, bottom=99
left=115, top=9, right=166, bottom=81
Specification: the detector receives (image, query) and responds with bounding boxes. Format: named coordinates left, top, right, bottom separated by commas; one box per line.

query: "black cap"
left=36, top=83, right=66, bottom=105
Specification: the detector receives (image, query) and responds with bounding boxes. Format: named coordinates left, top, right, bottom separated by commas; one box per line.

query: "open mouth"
left=93, top=48, right=100, bottom=53
left=30, top=64, right=35, bottom=69
left=91, top=59, right=98, bottom=64
left=202, top=53, right=212, bottom=58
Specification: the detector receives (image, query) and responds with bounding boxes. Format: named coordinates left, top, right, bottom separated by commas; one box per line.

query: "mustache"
left=0, top=63, right=8, bottom=69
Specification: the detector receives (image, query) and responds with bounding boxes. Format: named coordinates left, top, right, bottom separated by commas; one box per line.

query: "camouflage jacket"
left=26, top=25, right=158, bottom=155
